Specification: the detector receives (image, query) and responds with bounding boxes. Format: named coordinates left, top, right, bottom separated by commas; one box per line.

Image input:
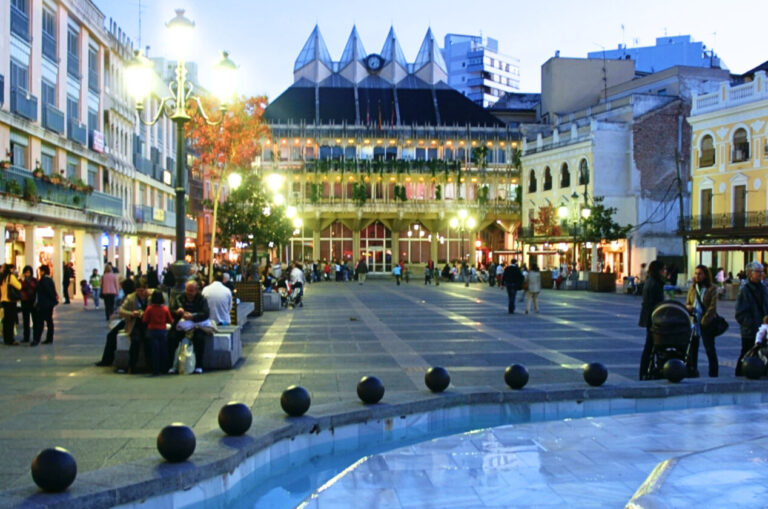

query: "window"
left=66, top=155, right=78, bottom=178
left=700, top=188, right=712, bottom=230
left=10, top=59, right=29, bottom=92
left=41, top=146, right=55, bottom=175
left=67, top=96, right=79, bottom=121
left=88, top=47, right=99, bottom=92
left=578, top=159, right=589, bottom=185
left=732, top=128, right=749, bottom=162
left=10, top=0, right=29, bottom=41
left=699, top=135, right=715, bottom=167
left=67, top=28, right=80, bottom=78
left=560, top=163, right=570, bottom=188
left=543, top=167, right=552, bottom=191
left=41, top=80, right=55, bottom=107
left=10, top=133, right=28, bottom=169
left=88, top=163, right=98, bottom=187
left=528, top=169, right=537, bottom=193
left=42, top=8, right=56, bottom=61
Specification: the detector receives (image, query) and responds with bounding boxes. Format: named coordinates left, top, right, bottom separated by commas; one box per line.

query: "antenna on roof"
left=138, top=0, right=142, bottom=48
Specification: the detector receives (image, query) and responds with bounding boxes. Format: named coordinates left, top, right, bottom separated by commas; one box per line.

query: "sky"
left=96, top=0, right=767, bottom=101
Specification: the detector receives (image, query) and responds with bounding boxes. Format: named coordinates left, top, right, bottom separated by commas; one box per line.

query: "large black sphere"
left=157, top=423, right=196, bottom=462
left=218, top=402, right=252, bottom=435
left=425, top=367, right=450, bottom=393
left=504, top=364, right=529, bottom=390
left=281, top=386, right=311, bottom=417
left=663, top=359, right=687, bottom=383
left=583, top=362, right=608, bottom=387
left=357, top=376, right=385, bottom=404
left=31, top=447, right=77, bottom=492
left=743, top=356, right=766, bottom=380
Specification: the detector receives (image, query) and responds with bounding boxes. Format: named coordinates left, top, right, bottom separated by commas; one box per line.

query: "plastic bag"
left=174, top=338, right=196, bottom=375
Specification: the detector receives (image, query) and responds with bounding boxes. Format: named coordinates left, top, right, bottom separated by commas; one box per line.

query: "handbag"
left=695, top=289, right=729, bottom=337
left=8, top=285, right=21, bottom=302
left=521, top=281, right=529, bottom=290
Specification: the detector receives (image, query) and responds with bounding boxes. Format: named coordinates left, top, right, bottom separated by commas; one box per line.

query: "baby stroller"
left=645, top=300, right=693, bottom=380
left=281, top=281, right=303, bottom=308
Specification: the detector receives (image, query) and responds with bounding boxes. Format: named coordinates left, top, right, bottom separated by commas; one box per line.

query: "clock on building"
left=365, top=54, right=384, bottom=72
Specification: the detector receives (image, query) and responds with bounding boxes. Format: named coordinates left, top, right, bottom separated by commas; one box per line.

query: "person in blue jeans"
left=141, top=290, right=173, bottom=376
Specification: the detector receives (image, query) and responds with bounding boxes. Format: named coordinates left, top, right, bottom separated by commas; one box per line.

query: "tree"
left=581, top=196, right=632, bottom=242
left=531, top=204, right=561, bottom=237
left=186, top=95, right=270, bottom=280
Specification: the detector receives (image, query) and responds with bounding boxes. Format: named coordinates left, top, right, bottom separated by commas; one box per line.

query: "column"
left=107, top=233, right=116, bottom=268
left=74, top=229, right=85, bottom=282
left=0, top=221, right=6, bottom=265
left=312, top=230, right=321, bottom=261
left=138, top=236, right=146, bottom=273
left=352, top=230, right=361, bottom=260
left=392, top=232, right=400, bottom=265
left=24, top=225, right=36, bottom=270
left=118, top=235, right=130, bottom=277
left=52, top=228, right=63, bottom=297
left=430, top=234, right=438, bottom=264
left=149, top=237, right=158, bottom=270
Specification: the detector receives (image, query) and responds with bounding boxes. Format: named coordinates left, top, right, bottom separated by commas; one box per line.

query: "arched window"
left=578, top=159, right=589, bottom=185
left=528, top=169, right=537, bottom=193
left=732, top=128, right=749, bottom=162
left=699, top=135, right=715, bottom=167
left=560, top=163, right=570, bottom=188
left=543, top=166, right=552, bottom=191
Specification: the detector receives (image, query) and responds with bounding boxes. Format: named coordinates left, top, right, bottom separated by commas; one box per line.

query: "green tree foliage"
left=581, top=196, right=632, bottom=241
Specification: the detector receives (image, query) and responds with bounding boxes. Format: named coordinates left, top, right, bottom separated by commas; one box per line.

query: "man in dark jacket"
left=502, top=259, right=524, bottom=314
left=168, top=280, right=210, bottom=374
left=735, top=261, right=768, bottom=376
left=356, top=258, right=368, bottom=285
left=33, top=265, right=58, bottom=346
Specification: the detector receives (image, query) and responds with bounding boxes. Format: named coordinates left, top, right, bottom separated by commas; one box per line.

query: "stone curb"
left=1, top=378, right=764, bottom=508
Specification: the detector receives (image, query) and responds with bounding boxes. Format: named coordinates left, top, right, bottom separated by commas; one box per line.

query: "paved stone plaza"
left=0, top=280, right=749, bottom=503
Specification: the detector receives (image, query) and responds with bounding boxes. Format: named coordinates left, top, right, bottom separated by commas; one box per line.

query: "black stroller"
left=282, top=281, right=303, bottom=308
left=645, top=300, right=693, bottom=380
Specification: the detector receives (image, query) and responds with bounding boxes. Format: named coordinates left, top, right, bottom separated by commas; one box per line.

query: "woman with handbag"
left=0, top=264, right=22, bottom=345
left=686, top=265, right=719, bottom=377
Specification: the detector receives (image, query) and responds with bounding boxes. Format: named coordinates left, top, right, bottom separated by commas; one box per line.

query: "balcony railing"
left=10, top=5, right=30, bottom=41
left=299, top=198, right=520, bottom=216
left=67, top=119, right=87, bottom=145
left=42, top=104, right=65, bottom=134
left=86, top=191, right=122, bottom=217
left=42, top=32, right=57, bottom=62
left=10, top=87, right=38, bottom=121
left=518, top=224, right=585, bottom=240
left=679, top=212, right=768, bottom=234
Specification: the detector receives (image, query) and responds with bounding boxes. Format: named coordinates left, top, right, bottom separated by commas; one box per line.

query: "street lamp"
left=127, top=9, right=237, bottom=291
left=450, top=209, right=476, bottom=283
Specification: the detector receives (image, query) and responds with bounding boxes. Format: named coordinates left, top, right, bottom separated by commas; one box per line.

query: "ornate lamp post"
left=449, top=209, right=476, bottom=285
left=126, top=9, right=237, bottom=291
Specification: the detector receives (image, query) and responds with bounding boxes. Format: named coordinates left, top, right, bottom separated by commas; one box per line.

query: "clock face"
left=366, top=54, right=383, bottom=72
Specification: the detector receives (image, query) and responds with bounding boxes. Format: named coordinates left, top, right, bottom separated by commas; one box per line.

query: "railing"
left=86, top=191, right=122, bottom=217
left=9, top=87, right=38, bottom=121
left=42, top=32, right=57, bottom=62
left=692, top=71, right=768, bottom=115
left=299, top=198, right=520, bottom=215
left=4, top=165, right=84, bottom=209
left=518, top=224, right=585, bottom=239
left=67, top=119, right=87, bottom=145
left=679, top=212, right=768, bottom=233
left=42, top=104, right=65, bottom=134
left=10, top=5, right=30, bottom=41
left=67, top=54, right=80, bottom=79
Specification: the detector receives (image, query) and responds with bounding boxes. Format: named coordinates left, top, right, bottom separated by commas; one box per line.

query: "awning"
left=696, top=243, right=768, bottom=252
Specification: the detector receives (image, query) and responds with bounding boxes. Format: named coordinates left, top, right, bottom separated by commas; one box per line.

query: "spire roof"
left=339, top=25, right=367, bottom=68
left=294, top=25, right=333, bottom=72
left=414, top=28, right=447, bottom=72
left=380, top=26, right=408, bottom=68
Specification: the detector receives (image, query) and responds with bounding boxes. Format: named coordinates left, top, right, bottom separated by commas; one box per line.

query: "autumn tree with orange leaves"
left=186, top=95, right=270, bottom=280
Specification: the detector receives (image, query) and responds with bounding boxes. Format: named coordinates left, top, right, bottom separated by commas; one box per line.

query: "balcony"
left=10, top=5, right=30, bottom=41
left=10, top=87, right=38, bottom=121
left=5, top=165, right=85, bottom=209
left=67, top=119, right=87, bottom=145
left=67, top=54, right=80, bottom=79
left=85, top=191, right=122, bottom=217
left=42, top=104, right=65, bottom=134
left=518, top=224, right=585, bottom=240
left=42, top=32, right=57, bottom=62
left=300, top=198, right=520, bottom=217
left=0, top=75, right=5, bottom=106
left=680, top=212, right=768, bottom=237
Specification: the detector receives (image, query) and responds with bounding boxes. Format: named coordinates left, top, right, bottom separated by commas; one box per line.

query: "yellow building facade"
left=686, top=70, right=768, bottom=277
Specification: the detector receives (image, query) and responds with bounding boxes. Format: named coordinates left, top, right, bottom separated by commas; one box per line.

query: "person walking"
left=32, top=265, right=58, bottom=346
left=19, top=266, right=38, bottom=343
left=356, top=257, right=368, bottom=285
left=638, top=260, right=666, bottom=380
left=501, top=259, right=524, bottom=314
left=101, top=264, right=119, bottom=322
left=735, top=261, right=768, bottom=376
left=393, top=263, right=402, bottom=286
left=496, top=262, right=504, bottom=289
left=524, top=264, right=542, bottom=314
left=424, top=263, right=432, bottom=285
left=685, top=265, right=719, bottom=377
left=62, top=262, right=74, bottom=304
left=89, top=268, right=101, bottom=309
left=0, top=264, right=21, bottom=345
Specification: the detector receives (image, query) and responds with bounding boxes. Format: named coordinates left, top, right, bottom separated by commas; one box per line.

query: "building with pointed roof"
left=260, top=26, right=523, bottom=272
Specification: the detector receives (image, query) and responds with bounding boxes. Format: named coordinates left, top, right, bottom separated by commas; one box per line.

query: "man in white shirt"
left=202, top=272, right=232, bottom=326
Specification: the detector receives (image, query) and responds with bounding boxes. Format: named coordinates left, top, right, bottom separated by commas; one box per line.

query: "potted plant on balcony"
left=49, top=171, right=63, bottom=185
left=6, top=179, right=22, bottom=197
left=23, top=178, right=38, bottom=204
left=0, top=160, right=10, bottom=170
left=32, top=165, right=44, bottom=179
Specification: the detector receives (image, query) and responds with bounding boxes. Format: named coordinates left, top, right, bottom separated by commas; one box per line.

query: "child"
left=142, top=291, right=173, bottom=376
left=80, top=279, right=92, bottom=307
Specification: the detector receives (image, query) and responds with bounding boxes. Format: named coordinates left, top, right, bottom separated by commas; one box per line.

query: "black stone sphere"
left=743, top=356, right=766, bottom=380
left=504, top=364, right=529, bottom=390
left=157, top=423, right=196, bottom=462
left=31, top=447, right=77, bottom=492
left=663, top=359, right=687, bottom=383
left=218, top=402, right=252, bottom=436
left=583, top=362, right=608, bottom=387
left=281, top=386, right=311, bottom=417
left=357, top=376, right=385, bottom=404
left=425, top=367, right=450, bottom=393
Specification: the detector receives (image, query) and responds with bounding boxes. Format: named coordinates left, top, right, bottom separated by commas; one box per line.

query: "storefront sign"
left=153, top=208, right=165, bottom=222
left=91, top=130, right=104, bottom=153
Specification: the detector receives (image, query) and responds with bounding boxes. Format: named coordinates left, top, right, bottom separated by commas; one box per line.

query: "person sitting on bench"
left=167, top=280, right=210, bottom=374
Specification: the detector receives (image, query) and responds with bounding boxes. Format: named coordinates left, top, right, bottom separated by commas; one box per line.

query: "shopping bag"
left=175, top=338, right=196, bottom=375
